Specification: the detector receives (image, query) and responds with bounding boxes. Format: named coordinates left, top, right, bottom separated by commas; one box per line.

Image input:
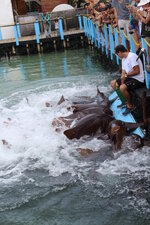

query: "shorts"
left=116, top=77, right=144, bottom=91
left=130, top=24, right=140, bottom=36
left=118, top=19, right=130, bottom=36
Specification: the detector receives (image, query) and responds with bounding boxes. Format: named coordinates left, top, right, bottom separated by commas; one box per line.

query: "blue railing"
left=82, top=16, right=150, bottom=89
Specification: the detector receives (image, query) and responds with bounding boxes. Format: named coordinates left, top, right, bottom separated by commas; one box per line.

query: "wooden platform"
left=0, top=29, right=85, bottom=45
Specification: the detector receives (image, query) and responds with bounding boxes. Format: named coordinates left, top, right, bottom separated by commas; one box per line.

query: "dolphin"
left=80, top=106, right=112, bottom=116
left=64, top=113, right=113, bottom=140
left=97, top=88, right=110, bottom=107
left=108, top=120, right=143, bottom=150
left=72, top=103, right=98, bottom=112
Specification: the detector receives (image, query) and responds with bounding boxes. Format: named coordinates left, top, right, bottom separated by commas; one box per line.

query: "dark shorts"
left=116, top=77, right=145, bottom=91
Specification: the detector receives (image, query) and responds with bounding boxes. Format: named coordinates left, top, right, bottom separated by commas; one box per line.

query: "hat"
left=138, top=0, right=150, bottom=7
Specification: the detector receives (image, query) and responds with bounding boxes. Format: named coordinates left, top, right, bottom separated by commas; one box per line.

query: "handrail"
left=82, top=16, right=150, bottom=90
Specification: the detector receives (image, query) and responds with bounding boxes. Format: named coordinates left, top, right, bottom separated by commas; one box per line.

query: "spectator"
left=126, top=1, right=140, bottom=49
left=43, top=11, right=51, bottom=38
left=112, top=0, right=130, bottom=35
left=134, top=0, right=150, bottom=62
left=54, top=19, right=60, bottom=36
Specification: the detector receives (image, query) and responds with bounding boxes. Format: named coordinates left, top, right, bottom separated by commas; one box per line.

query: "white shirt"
left=55, top=22, right=59, bottom=30
left=122, top=52, right=144, bottom=83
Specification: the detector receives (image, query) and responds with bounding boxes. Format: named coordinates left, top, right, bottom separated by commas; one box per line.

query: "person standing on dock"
left=54, top=19, right=60, bottom=36
left=110, top=45, right=145, bottom=115
left=42, top=11, right=51, bottom=38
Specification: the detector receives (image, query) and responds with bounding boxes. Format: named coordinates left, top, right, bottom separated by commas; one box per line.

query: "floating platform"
left=109, top=91, right=145, bottom=139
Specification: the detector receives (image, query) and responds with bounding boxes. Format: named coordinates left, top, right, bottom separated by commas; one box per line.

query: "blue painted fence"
left=81, top=16, right=150, bottom=90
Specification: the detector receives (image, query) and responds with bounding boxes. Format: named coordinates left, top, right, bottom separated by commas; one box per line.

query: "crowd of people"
left=84, top=0, right=150, bottom=115
left=84, top=0, right=150, bottom=59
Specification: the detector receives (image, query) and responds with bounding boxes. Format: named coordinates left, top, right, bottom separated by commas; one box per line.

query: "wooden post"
left=66, top=38, right=70, bottom=48
left=143, top=90, right=148, bottom=132
left=53, top=40, right=57, bottom=50
left=40, top=42, right=43, bottom=54
left=37, top=43, right=41, bottom=53
left=81, top=36, right=84, bottom=46
left=12, top=45, right=16, bottom=55
left=63, top=40, right=66, bottom=48
left=26, top=44, right=30, bottom=55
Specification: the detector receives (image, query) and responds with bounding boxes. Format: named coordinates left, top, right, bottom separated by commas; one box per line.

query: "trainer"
left=110, top=45, right=145, bottom=115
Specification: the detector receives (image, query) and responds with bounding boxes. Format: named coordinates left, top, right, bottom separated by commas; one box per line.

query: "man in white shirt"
left=110, top=45, right=145, bottom=115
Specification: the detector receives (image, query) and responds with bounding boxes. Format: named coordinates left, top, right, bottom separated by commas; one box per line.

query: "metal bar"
left=78, top=13, right=82, bottom=30
left=58, top=17, right=64, bottom=40
left=0, top=27, right=2, bottom=40
left=129, top=31, right=136, bottom=53
left=13, top=25, right=19, bottom=46
left=120, top=28, right=126, bottom=49
left=17, top=22, right=21, bottom=38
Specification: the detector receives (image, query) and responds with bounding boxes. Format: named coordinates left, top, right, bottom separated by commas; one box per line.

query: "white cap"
left=138, top=0, right=150, bottom=7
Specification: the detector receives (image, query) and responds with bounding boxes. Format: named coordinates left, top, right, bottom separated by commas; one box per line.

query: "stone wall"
left=41, top=0, right=69, bottom=12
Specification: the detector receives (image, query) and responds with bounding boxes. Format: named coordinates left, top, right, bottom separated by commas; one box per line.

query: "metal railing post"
left=34, top=19, right=40, bottom=43
left=78, top=13, right=82, bottom=30
left=104, top=24, right=108, bottom=55
left=120, top=28, right=126, bottom=48
left=108, top=25, right=114, bottom=60
left=96, top=24, right=100, bottom=48
left=141, top=36, right=150, bottom=89
left=13, top=25, right=19, bottom=46
left=0, top=27, right=2, bottom=40
left=114, top=28, right=119, bottom=65
left=17, top=22, right=21, bottom=38
left=58, top=17, right=64, bottom=40
left=100, top=31, right=104, bottom=52
left=129, top=31, right=136, bottom=53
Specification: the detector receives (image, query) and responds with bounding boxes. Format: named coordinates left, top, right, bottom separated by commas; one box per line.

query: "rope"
left=122, top=30, right=129, bottom=40
left=130, top=34, right=141, bottom=46
left=110, top=26, right=114, bottom=34
left=144, top=38, right=150, bottom=47
left=115, top=27, right=120, bottom=34
left=104, top=24, right=109, bottom=29
left=80, top=13, right=90, bottom=17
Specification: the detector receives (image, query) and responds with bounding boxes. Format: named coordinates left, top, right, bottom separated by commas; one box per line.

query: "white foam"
left=0, top=81, right=150, bottom=186
left=0, top=82, right=103, bottom=184
left=97, top=147, right=150, bottom=176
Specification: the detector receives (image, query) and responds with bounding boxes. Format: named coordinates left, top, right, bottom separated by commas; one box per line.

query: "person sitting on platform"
left=110, top=44, right=145, bottom=115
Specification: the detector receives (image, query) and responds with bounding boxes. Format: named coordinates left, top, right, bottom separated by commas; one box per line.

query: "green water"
left=0, top=48, right=149, bottom=225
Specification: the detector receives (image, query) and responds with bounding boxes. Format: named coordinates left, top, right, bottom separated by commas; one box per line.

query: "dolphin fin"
left=57, top=95, right=65, bottom=105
